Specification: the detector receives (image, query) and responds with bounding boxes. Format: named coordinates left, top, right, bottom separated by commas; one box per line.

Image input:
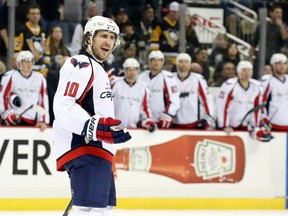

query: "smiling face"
left=90, top=30, right=116, bottom=61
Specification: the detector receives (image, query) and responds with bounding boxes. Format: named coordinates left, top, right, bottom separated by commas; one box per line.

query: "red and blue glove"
left=82, top=115, right=131, bottom=144
left=158, top=113, right=173, bottom=128
left=248, top=125, right=273, bottom=142
left=141, top=118, right=156, bottom=132
left=2, top=110, right=20, bottom=125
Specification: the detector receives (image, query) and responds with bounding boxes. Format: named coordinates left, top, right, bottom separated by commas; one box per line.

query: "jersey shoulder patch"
left=71, top=57, right=90, bottom=69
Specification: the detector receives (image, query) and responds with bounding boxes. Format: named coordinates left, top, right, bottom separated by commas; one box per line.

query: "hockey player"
left=216, top=61, right=272, bottom=141
left=53, top=16, right=131, bottom=216
left=261, top=53, right=288, bottom=131
left=173, top=53, right=215, bottom=129
left=0, top=50, right=49, bottom=131
left=112, top=58, right=156, bottom=131
left=138, top=50, right=180, bottom=128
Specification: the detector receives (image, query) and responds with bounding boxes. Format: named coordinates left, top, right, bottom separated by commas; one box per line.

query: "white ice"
left=0, top=210, right=287, bottom=216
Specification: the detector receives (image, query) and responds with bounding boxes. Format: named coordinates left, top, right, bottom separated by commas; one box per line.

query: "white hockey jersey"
left=0, top=69, right=49, bottom=124
left=216, top=77, right=262, bottom=128
left=173, top=72, right=215, bottom=126
left=137, top=70, right=180, bottom=121
left=53, top=52, right=116, bottom=171
left=112, top=78, right=152, bottom=128
left=261, top=74, right=288, bottom=130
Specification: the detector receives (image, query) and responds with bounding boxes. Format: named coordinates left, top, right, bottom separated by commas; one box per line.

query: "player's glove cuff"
left=141, top=118, right=156, bottom=132
left=248, top=125, right=273, bottom=142
left=82, top=114, right=132, bottom=144
left=158, top=113, right=173, bottom=128
left=2, top=110, right=20, bottom=125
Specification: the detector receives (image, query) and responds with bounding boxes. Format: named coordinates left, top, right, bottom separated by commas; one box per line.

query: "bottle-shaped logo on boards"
left=114, top=135, right=245, bottom=183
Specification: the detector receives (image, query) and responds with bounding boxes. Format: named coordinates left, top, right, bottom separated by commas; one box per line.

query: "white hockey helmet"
left=270, top=53, right=287, bottom=65
left=84, top=16, right=120, bottom=47
left=236, top=60, right=253, bottom=76
left=176, top=53, right=192, bottom=64
left=123, top=58, right=140, bottom=70
left=148, top=50, right=164, bottom=61
left=16, top=50, right=34, bottom=69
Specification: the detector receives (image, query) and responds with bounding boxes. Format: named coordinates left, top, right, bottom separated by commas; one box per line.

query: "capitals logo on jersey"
left=71, top=58, right=90, bottom=69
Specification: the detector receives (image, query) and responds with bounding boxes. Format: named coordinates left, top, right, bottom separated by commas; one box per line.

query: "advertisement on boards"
left=0, top=128, right=286, bottom=210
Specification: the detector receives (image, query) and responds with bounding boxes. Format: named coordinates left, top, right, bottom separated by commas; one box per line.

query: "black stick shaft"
left=63, top=199, right=73, bottom=216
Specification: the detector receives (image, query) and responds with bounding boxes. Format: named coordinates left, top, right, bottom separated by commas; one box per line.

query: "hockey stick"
left=18, top=104, right=46, bottom=117
left=63, top=199, right=73, bottom=216
left=239, top=103, right=267, bottom=126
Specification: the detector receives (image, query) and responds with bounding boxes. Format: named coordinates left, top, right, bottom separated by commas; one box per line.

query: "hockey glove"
left=260, top=117, right=272, bottom=130
left=248, top=125, right=273, bottom=142
left=82, top=115, right=131, bottom=144
left=2, top=110, right=20, bottom=125
left=197, top=114, right=215, bottom=129
left=158, top=113, right=173, bottom=129
left=141, top=118, right=156, bottom=132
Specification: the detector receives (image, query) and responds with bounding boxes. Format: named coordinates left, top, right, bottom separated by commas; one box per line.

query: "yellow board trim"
left=0, top=198, right=285, bottom=210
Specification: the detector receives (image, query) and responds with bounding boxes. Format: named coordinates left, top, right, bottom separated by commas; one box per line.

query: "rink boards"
left=0, top=127, right=287, bottom=210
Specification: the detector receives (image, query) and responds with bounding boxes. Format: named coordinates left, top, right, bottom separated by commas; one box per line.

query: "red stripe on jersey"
left=223, top=89, right=234, bottom=128
left=142, top=90, right=150, bottom=118
left=163, top=80, right=171, bottom=113
left=3, top=78, right=12, bottom=109
left=56, top=145, right=113, bottom=171
left=77, top=70, right=94, bottom=106
left=20, top=116, right=37, bottom=125
left=262, top=83, right=270, bottom=114
left=254, top=93, right=260, bottom=125
left=40, top=81, right=45, bottom=122
left=263, top=83, right=270, bottom=103
left=198, top=81, right=210, bottom=114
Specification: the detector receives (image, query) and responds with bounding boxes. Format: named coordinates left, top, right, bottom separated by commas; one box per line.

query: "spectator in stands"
left=250, top=4, right=288, bottom=65
left=59, top=0, right=89, bottom=45
left=209, top=32, right=229, bottom=68
left=185, top=13, right=199, bottom=54
left=14, top=3, right=51, bottom=77
left=82, top=1, right=97, bottom=28
left=36, top=0, right=61, bottom=35
left=46, top=25, right=70, bottom=71
left=134, top=4, right=158, bottom=45
left=113, top=0, right=147, bottom=27
left=138, top=50, right=180, bottom=128
left=261, top=53, right=288, bottom=131
left=113, top=7, right=130, bottom=33
left=121, top=21, right=146, bottom=64
left=149, top=1, right=180, bottom=65
left=0, top=60, right=6, bottom=81
left=214, top=43, right=240, bottom=82
left=216, top=61, right=272, bottom=141
left=190, top=62, right=203, bottom=74
left=0, top=50, right=49, bottom=131
left=194, top=47, right=212, bottom=83
left=0, top=3, right=8, bottom=51
left=211, top=61, right=236, bottom=87
left=0, top=0, right=35, bottom=63
left=173, top=53, right=215, bottom=129
left=112, top=58, right=156, bottom=131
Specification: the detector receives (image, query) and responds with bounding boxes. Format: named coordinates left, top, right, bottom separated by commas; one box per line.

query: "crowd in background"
left=0, top=0, right=288, bottom=139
